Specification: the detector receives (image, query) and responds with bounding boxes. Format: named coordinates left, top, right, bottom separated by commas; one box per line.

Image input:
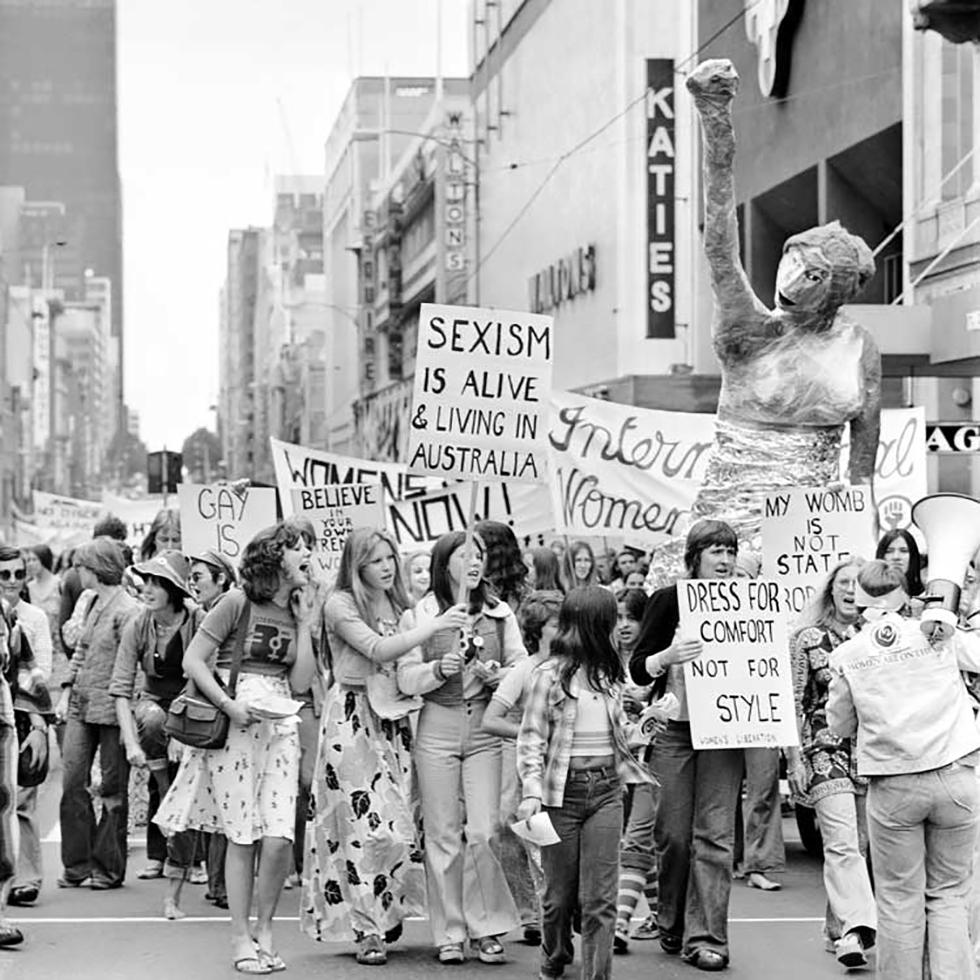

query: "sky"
left=118, top=0, right=470, bottom=452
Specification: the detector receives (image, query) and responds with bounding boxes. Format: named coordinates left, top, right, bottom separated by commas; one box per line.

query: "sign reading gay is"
left=407, top=303, right=554, bottom=484
left=177, top=484, right=277, bottom=567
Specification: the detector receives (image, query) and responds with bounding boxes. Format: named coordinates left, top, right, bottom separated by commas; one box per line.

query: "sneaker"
left=633, top=914, right=660, bottom=941
left=188, top=864, right=208, bottom=885
left=438, top=943, right=465, bottom=964
left=836, top=932, right=868, bottom=969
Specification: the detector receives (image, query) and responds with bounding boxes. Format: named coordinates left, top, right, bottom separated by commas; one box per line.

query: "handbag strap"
left=227, top=599, right=252, bottom=696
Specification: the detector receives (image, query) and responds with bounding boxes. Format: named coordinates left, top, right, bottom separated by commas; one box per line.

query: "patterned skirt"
left=153, top=674, right=299, bottom=845
left=301, top=685, right=426, bottom=943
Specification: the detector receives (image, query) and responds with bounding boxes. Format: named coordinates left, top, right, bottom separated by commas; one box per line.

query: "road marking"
left=13, top=915, right=825, bottom=926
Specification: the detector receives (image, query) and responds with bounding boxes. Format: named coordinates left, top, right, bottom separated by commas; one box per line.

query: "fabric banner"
left=177, top=483, right=278, bottom=568
left=100, top=493, right=170, bottom=550
left=29, top=491, right=104, bottom=549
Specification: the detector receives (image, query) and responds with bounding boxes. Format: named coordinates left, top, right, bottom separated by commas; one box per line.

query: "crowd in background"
left=0, top=509, right=974, bottom=980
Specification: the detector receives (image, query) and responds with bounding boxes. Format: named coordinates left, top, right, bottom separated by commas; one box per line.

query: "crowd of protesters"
left=0, top=506, right=977, bottom=980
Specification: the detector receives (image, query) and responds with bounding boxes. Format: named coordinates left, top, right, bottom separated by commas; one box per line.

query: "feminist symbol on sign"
left=411, top=405, right=428, bottom=430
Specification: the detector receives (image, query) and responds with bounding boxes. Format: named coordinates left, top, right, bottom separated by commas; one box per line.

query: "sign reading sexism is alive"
left=177, top=483, right=278, bottom=567
left=761, top=485, right=875, bottom=615
left=678, top=578, right=798, bottom=750
left=407, top=303, right=554, bottom=484
left=290, top=483, right=385, bottom=586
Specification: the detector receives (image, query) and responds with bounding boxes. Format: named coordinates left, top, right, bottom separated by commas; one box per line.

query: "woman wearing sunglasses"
left=109, top=550, right=204, bottom=919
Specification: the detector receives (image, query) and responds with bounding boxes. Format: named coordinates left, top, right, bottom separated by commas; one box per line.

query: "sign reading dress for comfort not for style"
left=407, top=303, right=554, bottom=484
left=678, top=577, right=798, bottom=750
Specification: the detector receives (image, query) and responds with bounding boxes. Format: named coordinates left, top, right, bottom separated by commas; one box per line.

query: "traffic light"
left=147, top=450, right=182, bottom=494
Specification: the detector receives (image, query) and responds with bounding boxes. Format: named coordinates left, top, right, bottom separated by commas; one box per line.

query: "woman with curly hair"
left=786, top=559, right=876, bottom=969
left=302, top=527, right=468, bottom=965
left=398, top=530, right=524, bottom=964
left=154, top=521, right=316, bottom=975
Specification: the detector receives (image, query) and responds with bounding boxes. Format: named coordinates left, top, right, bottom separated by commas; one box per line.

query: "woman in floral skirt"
left=302, top=527, right=468, bottom=966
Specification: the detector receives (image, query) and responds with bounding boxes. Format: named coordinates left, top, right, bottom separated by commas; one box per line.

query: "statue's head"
left=775, top=221, right=875, bottom=317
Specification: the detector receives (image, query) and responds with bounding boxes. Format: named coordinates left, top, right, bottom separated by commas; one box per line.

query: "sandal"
left=251, top=938, right=287, bottom=972
left=356, top=934, right=387, bottom=966
left=438, top=943, right=465, bottom=964
left=474, top=936, right=505, bottom=964
left=233, top=956, right=272, bottom=975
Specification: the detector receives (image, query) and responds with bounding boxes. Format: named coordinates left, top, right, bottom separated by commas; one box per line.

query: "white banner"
left=177, top=484, right=277, bottom=568
left=291, top=484, right=386, bottom=586
left=100, top=493, right=171, bottom=550
left=271, top=438, right=553, bottom=549
left=407, top=303, right=554, bottom=483
left=679, top=578, right=798, bottom=750
left=761, top=485, right=876, bottom=615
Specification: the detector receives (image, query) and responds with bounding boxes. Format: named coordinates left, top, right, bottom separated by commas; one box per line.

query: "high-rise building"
left=0, top=0, right=124, bottom=416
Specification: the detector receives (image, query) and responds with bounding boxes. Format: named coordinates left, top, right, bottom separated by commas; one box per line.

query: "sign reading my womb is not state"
left=678, top=578, right=798, bottom=750
left=177, top=483, right=278, bottom=568
left=407, top=303, right=554, bottom=484
left=290, top=484, right=385, bottom=585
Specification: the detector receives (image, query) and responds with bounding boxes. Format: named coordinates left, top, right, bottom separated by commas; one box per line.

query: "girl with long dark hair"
left=398, top=530, right=524, bottom=964
left=517, top=586, right=652, bottom=980
left=875, top=528, right=924, bottom=598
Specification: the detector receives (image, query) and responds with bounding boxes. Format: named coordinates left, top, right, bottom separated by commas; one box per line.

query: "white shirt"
left=13, top=600, right=53, bottom=683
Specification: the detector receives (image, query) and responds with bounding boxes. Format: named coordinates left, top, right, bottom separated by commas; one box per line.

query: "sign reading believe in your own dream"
left=678, top=577, right=798, bottom=750
left=761, top=485, right=876, bottom=615
left=407, top=303, right=554, bottom=484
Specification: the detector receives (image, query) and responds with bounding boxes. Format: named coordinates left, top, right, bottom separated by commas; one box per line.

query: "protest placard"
left=407, top=303, right=554, bottom=483
left=761, top=485, right=875, bottom=615
left=291, top=483, right=385, bottom=585
left=177, top=483, right=277, bottom=567
left=678, top=577, right=798, bottom=749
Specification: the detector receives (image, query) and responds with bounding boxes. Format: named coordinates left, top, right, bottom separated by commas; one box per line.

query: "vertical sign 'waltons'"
left=646, top=58, right=675, bottom=339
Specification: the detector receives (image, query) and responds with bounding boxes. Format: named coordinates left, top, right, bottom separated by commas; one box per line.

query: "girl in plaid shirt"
left=517, top=586, right=652, bottom=980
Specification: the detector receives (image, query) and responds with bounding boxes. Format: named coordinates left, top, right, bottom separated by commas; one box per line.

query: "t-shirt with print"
left=203, top=587, right=297, bottom=676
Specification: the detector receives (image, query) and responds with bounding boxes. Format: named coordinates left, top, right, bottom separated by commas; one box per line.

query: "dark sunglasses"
left=0, top=569, right=26, bottom=582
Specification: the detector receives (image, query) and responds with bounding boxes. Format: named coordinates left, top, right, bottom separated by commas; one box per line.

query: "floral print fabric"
left=301, top=685, right=426, bottom=942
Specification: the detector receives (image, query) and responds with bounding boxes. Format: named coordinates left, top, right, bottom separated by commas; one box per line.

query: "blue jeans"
left=60, top=719, right=129, bottom=886
left=650, top=720, right=743, bottom=960
left=868, top=761, right=978, bottom=980
left=541, top=767, right=622, bottom=980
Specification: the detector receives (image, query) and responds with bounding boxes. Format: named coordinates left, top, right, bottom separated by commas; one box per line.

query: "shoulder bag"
left=164, top=601, right=250, bottom=750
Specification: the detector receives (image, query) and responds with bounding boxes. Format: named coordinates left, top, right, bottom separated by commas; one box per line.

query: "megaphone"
left=911, top=492, right=980, bottom=638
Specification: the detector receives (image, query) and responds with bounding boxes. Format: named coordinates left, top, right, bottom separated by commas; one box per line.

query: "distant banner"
left=271, top=438, right=552, bottom=549
left=100, top=493, right=170, bottom=550
left=178, top=484, right=277, bottom=568
left=761, top=485, right=876, bottom=615
left=32, top=491, right=103, bottom=542
left=291, top=484, right=386, bottom=586
left=547, top=390, right=715, bottom=545
left=679, top=578, right=798, bottom=750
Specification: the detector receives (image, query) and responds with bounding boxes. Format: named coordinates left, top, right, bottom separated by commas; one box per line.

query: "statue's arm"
left=847, top=328, right=882, bottom=487
left=687, top=61, right=768, bottom=348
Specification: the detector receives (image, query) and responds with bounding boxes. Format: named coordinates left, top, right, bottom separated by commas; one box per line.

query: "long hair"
left=517, top=589, right=564, bottom=655
left=140, top=508, right=181, bottom=561
left=475, top=520, right=528, bottom=608
left=334, top=527, right=411, bottom=624
left=401, top=549, right=431, bottom=603
left=875, top=528, right=924, bottom=597
left=240, top=520, right=315, bottom=603
left=551, top=586, right=623, bottom=695
left=529, top=547, right=564, bottom=592
left=430, top=530, right=494, bottom=614
left=795, top=558, right=865, bottom=631
left=30, top=544, right=54, bottom=573
left=562, top=540, right=599, bottom=590
left=684, top=519, right=738, bottom=576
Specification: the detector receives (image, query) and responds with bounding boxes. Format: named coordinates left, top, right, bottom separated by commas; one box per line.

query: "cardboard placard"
left=407, top=303, right=554, bottom=484
left=761, top=485, right=875, bottom=615
left=177, top=484, right=277, bottom=568
left=290, top=484, right=385, bottom=586
left=678, top=578, right=798, bottom=749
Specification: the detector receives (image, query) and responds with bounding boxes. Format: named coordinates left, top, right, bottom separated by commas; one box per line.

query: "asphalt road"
left=2, top=764, right=861, bottom=980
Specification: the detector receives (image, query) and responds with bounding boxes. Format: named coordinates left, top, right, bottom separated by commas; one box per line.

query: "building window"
left=941, top=39, right=975, bottom=200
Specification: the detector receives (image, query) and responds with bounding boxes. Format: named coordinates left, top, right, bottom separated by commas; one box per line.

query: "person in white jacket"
left=827, top=560, right=980, bottom=980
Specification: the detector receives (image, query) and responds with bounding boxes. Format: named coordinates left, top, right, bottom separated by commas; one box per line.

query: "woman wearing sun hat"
left=109, top=549, right=205, bottom=919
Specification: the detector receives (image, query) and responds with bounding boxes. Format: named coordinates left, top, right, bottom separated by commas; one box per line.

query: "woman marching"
left=302, top=527, right=469, bottom=966
left=398, top=530, right=524, bottom=964
left=517, top=586, right=653, bottom=980
left=154, top=521, right=316, bottom=975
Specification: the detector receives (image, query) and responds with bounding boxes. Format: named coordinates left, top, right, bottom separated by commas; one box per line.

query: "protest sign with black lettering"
left=290, top=484, right=385, bottom=585
left=678, top=578, right=798, bottom=749
left=407, top=303, right=554, bottom=483
left=761, top=485, right=875, bottom=615
left=177, top=484, right=278, bottom=568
